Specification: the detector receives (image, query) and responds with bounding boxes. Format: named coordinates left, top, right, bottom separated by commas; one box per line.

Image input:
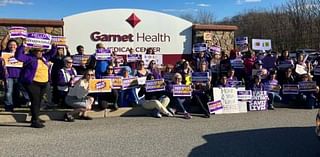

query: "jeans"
left=172, top=97, right=189, bottom=113
left=119, top=88, right=139, bottom=107
left=267, top=92, right=282, bottom=107
left=300, top=92, right=317, bottom=108
left=5, top=78, right=18, bottom=106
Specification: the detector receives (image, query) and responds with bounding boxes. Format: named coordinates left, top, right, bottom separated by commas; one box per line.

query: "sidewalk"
left=0, top=106, right=149, bottom=123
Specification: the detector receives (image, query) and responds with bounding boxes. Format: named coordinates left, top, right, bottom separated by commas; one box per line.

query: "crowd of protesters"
left=0, top=32, right=320, bottom=128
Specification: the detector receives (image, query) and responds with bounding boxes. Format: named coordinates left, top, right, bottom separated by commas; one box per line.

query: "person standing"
left=15, top=43, right=57, bottom=128
left=0, top=34, right=23, bottom=112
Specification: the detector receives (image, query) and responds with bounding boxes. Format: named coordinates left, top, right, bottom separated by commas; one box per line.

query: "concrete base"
left=0, top=107, right=150, bottom=123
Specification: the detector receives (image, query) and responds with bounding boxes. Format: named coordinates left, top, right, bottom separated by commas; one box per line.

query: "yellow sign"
left=1, top=52, right=23, bottom=68
left=203, top=32, right=212, bottom=41
left=88, top=79, right=112, bottom=93
left=52, top=36, right=67, bottom=46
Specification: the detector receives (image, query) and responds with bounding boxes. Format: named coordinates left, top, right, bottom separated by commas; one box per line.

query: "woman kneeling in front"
left=64, top=69, right=95, bottom=122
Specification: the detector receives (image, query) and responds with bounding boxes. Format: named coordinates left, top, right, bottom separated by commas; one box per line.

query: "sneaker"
left=30, top=120, right=45, bottom=128
left=268, top=105, right=275, bottom=110
left=64, top=113, right=75, bottom=122
left=152, top=110, right=162, bottom=118
left=4, top=105, right=14, bottom=112
left=79, top=115, right=93, bottom=120
left=168, top=108, right=176, bottom=116
left=184, top=113, right=192, bottom=119
left=164, top=112, right=174, bottom=117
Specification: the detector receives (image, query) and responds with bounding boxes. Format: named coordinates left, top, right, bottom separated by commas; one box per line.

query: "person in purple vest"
left=0, top=34, right=25, bottom=112
left=56, top=57, right=77, bottom=107
left=15, top=43, right=57, bottom=128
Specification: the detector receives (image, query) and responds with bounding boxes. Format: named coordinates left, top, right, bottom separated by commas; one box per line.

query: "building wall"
left=193, top=30, right=235, bottom=53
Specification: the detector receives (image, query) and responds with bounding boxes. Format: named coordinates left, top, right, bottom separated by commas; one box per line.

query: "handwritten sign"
left=88, top=79, right=112, bottom=93
left=9, top=26, right=27, bottom=39
left=207, top=100, right=223, bottom=114
left=282, top=84, right=299, bottom=94
left=295, top=64, right=307, bottom=75
left=122, top=77, right=139, bottom=90
left=1, top=52, right=23, bottom=68
left=51, top=36, right=66, bottom=47
left=26, top=32, right=52, bottom=49
left=173, top=85, right=192, bottom=97
left=96, top=49, right=112, bottom=60
left=102, top=76, right=123, bottom=89
left=146, top=79, right=165, bottom=92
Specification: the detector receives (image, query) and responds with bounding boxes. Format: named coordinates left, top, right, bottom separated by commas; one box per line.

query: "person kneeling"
left=138, top=74, right=173, bottom=118
left=64, top=70, right=95, bottom=122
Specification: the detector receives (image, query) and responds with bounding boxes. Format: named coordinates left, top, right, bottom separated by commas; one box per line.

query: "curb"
left=1, top=107, right=150, bottom=123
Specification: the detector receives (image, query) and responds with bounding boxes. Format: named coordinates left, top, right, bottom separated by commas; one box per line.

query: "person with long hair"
left=15, top=42, right=57, bottom=128
left=64, top=69, right=95, bottom=122
left=0, top=34, right=23, bottom=112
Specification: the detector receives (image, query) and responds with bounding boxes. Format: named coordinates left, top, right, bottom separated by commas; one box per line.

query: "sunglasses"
left=87, top=74, right=94, bottom=76
left=108, top=68, right=113, bottom=70
left=175, top=77, right=182, bottom=80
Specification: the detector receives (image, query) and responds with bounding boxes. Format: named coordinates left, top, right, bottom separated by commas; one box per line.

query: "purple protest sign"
left=282, top=84, right=299, bottom=95
left=173, top=85, right=192, bottom=97
left=127, top=54, right=142, bottom=62
left=9, top=26, right=27, bottom=39
left=237, top=90, right=252, bottom=101
left=191, top=72, right=209, bottom=83
left=26, top=32, right=52, bottom=49
left=146, top=79, right=165, bottom=92
left=122, top=77, right=139, bottom=90
left=207, top=100, right=223, bottom=114
left=95, top=49, right=112, bottom=60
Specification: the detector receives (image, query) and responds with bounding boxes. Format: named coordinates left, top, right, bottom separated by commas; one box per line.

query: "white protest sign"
left=95, top=49, right=112, bottom=60
left=9, top=26, right=27, bottom=39
left=252, top=39, right=271, bottom=51
left=26, top=32, right=52, bottom=49
left=142, top=54, right=163, bottom=66
left=213, top=87, right=240, bottom=114
left=295, top=64, right=307, bottom=75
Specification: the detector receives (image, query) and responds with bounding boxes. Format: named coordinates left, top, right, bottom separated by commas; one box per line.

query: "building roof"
left=0, top=18, right=63, bottom=27
left=192, top=24, right=238, bottom=31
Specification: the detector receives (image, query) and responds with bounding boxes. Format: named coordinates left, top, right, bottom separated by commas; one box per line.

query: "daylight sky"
left=0, top=0, right=288, bottom=21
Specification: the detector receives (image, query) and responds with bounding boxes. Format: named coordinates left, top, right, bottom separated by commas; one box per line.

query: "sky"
left=0, top=0, right=288, bottom=21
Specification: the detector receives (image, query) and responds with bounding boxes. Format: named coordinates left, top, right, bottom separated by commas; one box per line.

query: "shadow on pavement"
left=189, top=127, right=320, bottom=157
